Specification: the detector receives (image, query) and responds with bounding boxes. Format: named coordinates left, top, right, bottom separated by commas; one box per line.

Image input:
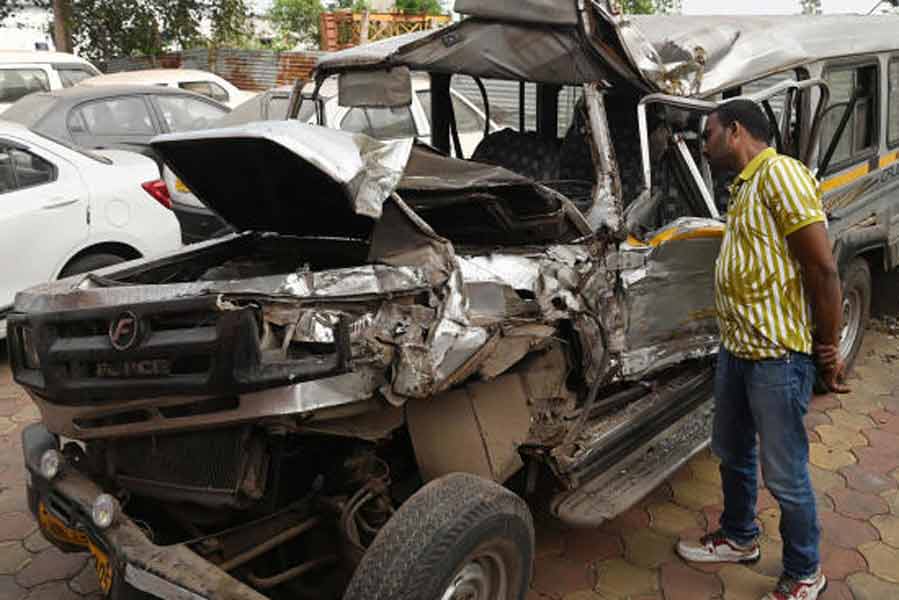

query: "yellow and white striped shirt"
left=715, top=147, right=826, bottom=360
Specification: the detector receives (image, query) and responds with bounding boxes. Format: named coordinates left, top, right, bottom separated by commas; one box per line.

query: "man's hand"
left=813, top=341, right=839, bottom=370
left=821, top=360, right=851, bottom=394
left=814, top=342, right=850, bottom=393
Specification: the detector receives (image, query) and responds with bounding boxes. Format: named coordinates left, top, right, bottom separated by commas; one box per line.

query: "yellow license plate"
left=38, top=503, right=113, bottom=595
left=90, top=542, right=113, bottom=595
left=175, top=178, right=190, bottom=193
left=38, top=502, right=89, bottom=547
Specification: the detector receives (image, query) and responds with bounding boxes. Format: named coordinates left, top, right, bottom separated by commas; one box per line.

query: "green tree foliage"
left=268, top=0, right=322, bottom=47
left=619, top=0, right=680, bottom=14
left=3, top=0, right=253, bottom=62
left=394, top=0, right=443, bottom=14
left=619, top=0, right=654, bottom=13
left=207, top=0, right=253, bottom=45
left=800, top=0, right=821, bottom=14
left=335, top=0, right=371, bottom=9
left=0, top=0, right=44, bottom=22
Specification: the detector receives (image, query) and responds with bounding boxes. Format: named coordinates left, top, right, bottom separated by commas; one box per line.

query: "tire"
left=839, top=258, right=871, bottom=373
left=59, top=253, right=128, bottom=278
left=343, top=473, right=535, bottom=600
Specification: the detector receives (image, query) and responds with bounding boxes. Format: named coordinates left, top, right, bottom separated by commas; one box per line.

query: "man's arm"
left=786, top=222, right=850, bottom=393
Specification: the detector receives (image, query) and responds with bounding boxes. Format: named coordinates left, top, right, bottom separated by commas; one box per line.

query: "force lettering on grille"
left=96, top=359, right=172, bottom=378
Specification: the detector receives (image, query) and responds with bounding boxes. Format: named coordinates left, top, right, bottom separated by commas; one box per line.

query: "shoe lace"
left=773, top=575, right=798, bottom=599
left=699, top=529, right=728, bottom=546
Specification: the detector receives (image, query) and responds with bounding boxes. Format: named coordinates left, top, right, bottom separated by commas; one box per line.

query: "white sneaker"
left=676, top=529, right=761, bottom=564
left=760, top=570, right=827, bottom=600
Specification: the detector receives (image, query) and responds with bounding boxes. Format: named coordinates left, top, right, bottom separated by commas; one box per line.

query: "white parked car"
left=0, top=51, right=101, bottom=113
left=221, top=77, right=495, bottom=157
left=79, top=68, right=255, bottom=109
left=0, top=121, right=182, bottom=336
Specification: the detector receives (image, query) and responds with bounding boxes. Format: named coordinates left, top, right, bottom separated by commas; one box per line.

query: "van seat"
left=470, top=128, right=560, bottom=181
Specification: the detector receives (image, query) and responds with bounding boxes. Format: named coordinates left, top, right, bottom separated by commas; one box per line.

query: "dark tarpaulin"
left=394, top=20, right=609, bottom=85
left=452, top=0, right=579, bottom=27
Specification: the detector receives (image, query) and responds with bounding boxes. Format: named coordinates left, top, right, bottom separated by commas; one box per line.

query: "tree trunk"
left=52, top=0, right=73, bottom=53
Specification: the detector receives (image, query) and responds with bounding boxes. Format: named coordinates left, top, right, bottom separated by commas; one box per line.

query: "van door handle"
left=43, top=197, right=79, bottom=209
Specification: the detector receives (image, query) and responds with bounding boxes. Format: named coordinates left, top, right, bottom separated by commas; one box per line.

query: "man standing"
left=676, top=99, right=848, bottom=600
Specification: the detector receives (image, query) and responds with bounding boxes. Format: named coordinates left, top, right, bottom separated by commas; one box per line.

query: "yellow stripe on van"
left=821, top=162, right=870, bottom=193
left=649, top=226, right=724, bottom=247
left=880, top=151, right=899, bottom=170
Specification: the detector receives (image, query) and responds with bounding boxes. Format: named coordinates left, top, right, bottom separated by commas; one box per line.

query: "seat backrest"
left=470, top=128, right=560, bottom=181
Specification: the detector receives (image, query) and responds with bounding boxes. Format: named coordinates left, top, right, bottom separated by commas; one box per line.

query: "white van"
left=0, top=50, right=100, bottom=113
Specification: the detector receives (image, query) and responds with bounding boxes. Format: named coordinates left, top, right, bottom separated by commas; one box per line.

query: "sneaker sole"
left=675, top=546, right=761, bottom=565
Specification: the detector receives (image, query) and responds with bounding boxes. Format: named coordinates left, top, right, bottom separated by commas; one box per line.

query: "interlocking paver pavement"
left=1, top=330, right=899, bottom=599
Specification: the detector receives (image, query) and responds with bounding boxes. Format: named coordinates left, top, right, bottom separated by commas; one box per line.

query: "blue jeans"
left=712, top=346, right=820, bottom=579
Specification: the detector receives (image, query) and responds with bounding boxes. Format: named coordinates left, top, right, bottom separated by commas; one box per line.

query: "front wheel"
left=343, top=473, right=534, bottom=600
left=839, top=258, right=871, bottom=373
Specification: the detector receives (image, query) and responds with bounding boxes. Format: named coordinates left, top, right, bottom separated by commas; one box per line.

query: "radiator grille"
left=112, top=427, right=266, bottom=503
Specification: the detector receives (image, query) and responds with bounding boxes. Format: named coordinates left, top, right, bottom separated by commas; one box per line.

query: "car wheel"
left=343, top=473, right=534, bottom=600
left=839, top=257, right=871, bottom=373
left=59, top=253, right=128, bottom=278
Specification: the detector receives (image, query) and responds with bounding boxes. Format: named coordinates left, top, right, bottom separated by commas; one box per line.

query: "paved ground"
left=0, top=330, right=898, bottom=599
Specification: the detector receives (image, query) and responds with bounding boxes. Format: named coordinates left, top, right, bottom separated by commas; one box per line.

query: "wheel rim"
left=839, top=287, right=862, bottom=360
left=440, top=549, right=510, bottom=600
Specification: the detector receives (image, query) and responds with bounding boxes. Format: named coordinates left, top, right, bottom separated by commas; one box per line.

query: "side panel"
left=407, top=373, right=532, bottom=483
left=617, top=223, right=723, bottom=380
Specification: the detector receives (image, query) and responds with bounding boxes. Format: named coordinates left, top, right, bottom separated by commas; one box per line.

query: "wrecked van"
left=9, top=2, right=899, bottom=599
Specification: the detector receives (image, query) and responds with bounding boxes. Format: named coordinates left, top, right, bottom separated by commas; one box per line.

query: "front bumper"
left=22, top=423, right=266, bottom=600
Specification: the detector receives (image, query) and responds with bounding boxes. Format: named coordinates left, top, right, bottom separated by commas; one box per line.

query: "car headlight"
left=40, top=449, right=61, bottom=480
left=91, top=494, right=119, bottom=529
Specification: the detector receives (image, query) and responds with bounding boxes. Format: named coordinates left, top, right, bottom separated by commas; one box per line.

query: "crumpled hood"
left=151, top=121, right=413, bottom=237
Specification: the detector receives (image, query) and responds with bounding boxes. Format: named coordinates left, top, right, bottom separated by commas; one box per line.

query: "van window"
left=340, top=107, right=417, bottom=139
left=0, top=69, right=50, bottom=103
left=820, top=64, right=878, bottom=171
left=889, top=59, right=899, bottom=147
left=417, top=90, right=485, bottom=134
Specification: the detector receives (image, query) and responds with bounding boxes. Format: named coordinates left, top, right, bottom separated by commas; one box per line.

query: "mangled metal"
left=11, top=5, right=834, bottom=596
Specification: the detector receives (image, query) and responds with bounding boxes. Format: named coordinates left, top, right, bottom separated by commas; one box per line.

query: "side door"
left=816, top=59, right=899, bottom=268
left=0, top=136, right=88, bottom=309
left=614, top=78, right=829, bottom=380
left=66, top=95, right=162, bottom=156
